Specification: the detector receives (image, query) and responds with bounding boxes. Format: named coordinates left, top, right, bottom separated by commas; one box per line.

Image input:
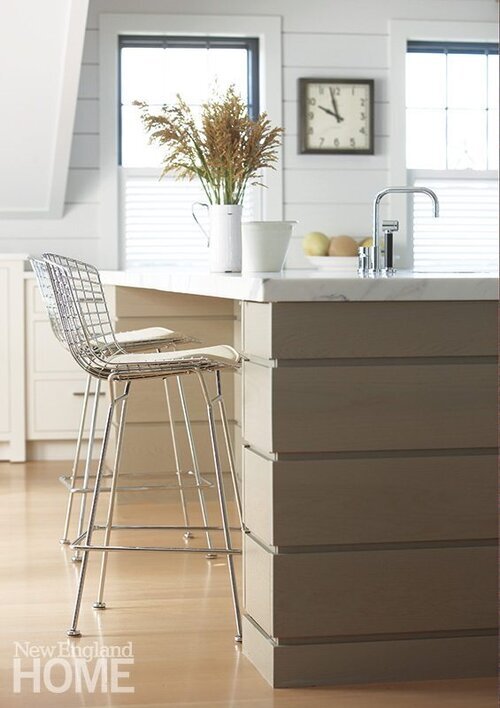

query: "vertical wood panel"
left=243, top=449, right=498, bottom=547
left=271, top=364, right=497, bottom=452
left=244, top=536, right=497, bottom=639
left=243, top=449, right=273, bottom=544
left=244, top=301, right=497, bottom=359
left=283, top=301, right=494, bottom=358
left=114, top=286, right=235, bottom=318
left=242, top=362, right=273, bottom=454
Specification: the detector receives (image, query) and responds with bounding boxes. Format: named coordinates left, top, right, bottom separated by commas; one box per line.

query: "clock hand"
left=319, top=105, right=344, bottom=123
left=329, top=88, right=344, bottom=123
left=318, top=105, right=337, bottom=117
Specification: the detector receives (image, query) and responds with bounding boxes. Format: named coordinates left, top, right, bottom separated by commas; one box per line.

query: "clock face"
left=299, top=79, right=374, bottom=154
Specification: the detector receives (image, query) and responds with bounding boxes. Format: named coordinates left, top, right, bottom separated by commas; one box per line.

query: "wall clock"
left=298, top=78, right=374, bottom=155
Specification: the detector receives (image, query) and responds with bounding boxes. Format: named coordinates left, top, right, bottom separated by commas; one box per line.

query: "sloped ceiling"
left=0, top=0, right=89, bottom=218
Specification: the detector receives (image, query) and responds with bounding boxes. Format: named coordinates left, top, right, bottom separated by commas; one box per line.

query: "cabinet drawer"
left=31, top=319, right=80, bottom=373
left=28, top=378, right=108, bottom=438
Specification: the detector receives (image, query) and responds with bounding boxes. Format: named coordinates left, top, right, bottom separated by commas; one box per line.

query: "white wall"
left=0, top=1, right=88, bottom=220
left=0, top=0, right=496, bottom=267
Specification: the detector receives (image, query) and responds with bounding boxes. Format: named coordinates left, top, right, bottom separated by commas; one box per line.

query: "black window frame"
left=118, top=35, right=260, bottom=166
left=407, top=40, right=498, bottom=55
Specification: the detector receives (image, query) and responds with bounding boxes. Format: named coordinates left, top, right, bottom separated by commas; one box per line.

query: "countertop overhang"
left=100, top=267, right=498, bottom=302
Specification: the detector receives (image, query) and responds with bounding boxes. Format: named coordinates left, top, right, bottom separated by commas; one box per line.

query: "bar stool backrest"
left=30, top=257, right=67, bottom=347
left=43, top=252, right=227, bottom=381
left=43, top=253, right=124, bottom=377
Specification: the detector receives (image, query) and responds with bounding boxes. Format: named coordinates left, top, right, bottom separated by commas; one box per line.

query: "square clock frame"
left=299, top=78, right=374, bottom=155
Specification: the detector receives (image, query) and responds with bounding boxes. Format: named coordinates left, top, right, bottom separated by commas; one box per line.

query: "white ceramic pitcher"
left=192, top=203, right=242, bottom=272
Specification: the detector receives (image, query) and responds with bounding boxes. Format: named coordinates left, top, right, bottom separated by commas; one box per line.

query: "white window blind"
left=122, top=169, right=261, bottom=268
left=412, top=175, right=499, bottom=273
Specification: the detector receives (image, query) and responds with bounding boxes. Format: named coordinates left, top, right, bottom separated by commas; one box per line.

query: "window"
left=99, top=14, right=282, bottom=269
left=406, top=42, right=498, bottom=272
left=119, top=36, right=260, bottom=268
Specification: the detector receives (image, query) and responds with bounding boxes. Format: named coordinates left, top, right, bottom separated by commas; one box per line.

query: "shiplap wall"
left=0, top=0, right=495, bottom=267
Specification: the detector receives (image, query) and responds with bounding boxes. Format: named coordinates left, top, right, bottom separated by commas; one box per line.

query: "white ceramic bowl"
left=242, top=221, right=297, bottom=272
left=307, top=256, right=358, bottom=272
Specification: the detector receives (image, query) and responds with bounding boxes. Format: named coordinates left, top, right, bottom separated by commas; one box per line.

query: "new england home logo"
left=13, top=641, right=135, bottom=694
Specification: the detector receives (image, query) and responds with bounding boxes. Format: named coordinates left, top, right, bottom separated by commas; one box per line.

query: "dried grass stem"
left=134, top=86, right=282, bottom=205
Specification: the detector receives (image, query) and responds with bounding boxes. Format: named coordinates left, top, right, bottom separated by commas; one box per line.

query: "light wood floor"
left=0, top=461, right=496, bottom=708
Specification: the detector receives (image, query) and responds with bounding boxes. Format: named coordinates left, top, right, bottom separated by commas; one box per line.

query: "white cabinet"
left=0, top=264, right=112, bottom=461
left=3, top=267, right=236, bottom=463
left=0, top=269, right=10, bottom=435
left=25, top=278, right=107, bottom=442
left=0, top=256, right=26, bottom=461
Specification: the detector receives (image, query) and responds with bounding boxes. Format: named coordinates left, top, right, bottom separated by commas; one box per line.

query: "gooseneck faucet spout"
left=362, top=186, right=440, bottom=276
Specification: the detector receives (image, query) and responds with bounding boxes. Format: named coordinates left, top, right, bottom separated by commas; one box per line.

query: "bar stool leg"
left=60, top=373, right=92, bottom=544
left=72, top=378, right=101, bottom=562
left=215, top=371, right=243, bottom=528
left=197, top=371, right=242, bottom=642
left=176, top=376, right=216, bottom=557
left=93, top=381, right=131, bottom=610
left=164, top=378, right=192, bottom=538
left=67, top=382, right=118, bottom=637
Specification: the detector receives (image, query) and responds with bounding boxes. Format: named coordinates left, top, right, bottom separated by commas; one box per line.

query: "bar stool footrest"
left=59, top=473, right=213, bottom=494
left=72, top=543, right=241, bottom=554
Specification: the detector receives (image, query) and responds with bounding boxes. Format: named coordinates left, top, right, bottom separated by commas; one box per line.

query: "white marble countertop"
left=100, top=267, right=498, bottom=302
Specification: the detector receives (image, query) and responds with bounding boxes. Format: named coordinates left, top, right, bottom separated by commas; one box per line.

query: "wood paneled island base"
left=99, top=270, right=498, bottom=688
left=241, top=300, right=497, bottom=687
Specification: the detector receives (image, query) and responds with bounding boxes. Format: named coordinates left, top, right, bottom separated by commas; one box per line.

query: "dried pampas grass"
left=134, top=86, right=282, bottom=205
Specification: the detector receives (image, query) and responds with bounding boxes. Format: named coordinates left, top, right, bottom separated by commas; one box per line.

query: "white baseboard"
left=27, top=440, right=100, bottom=461
left=0, top=441, right=11, bottom=460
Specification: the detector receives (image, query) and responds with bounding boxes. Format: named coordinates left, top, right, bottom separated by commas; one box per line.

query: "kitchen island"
left=101, top=268, right=498, bottom=688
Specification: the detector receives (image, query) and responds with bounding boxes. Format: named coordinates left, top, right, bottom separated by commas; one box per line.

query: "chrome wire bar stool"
left=31, top=256, right=218, bottom=561
left=44, top=256, right=243, bottom=641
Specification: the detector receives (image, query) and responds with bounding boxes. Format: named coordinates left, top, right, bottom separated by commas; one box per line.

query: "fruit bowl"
left=307, top=256, right=358, bottom=272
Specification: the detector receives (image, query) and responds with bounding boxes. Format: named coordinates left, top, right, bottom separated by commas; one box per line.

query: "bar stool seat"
left=108, top=345, right=240, bottom=370
left=113, top=326, right=192, bottom=350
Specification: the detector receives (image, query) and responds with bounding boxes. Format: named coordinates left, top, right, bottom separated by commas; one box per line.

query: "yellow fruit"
left=302, top=231, right=330, bottom=256
left=328, top=235, right=359, bottom=257
left=360, top=237, right=373, bottom=247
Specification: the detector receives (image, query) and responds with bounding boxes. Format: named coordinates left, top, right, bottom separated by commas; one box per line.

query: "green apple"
left=302, top=231, right=329, bottom=256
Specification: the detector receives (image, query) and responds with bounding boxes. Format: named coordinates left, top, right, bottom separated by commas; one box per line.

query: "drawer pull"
left=72, top=391, right=106, bottom=397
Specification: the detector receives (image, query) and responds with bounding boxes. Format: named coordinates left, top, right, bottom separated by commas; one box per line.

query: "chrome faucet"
left=359, top=186, right=440, bottom=276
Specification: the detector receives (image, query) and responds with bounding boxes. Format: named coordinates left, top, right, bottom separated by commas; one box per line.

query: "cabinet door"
left=0, top=265, right=11, bottom=435
left=0, top=258, right=26, bottom=460
left=26, top=278, right=109, bottom=440
left=29, top=378, right=107, bottom=438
